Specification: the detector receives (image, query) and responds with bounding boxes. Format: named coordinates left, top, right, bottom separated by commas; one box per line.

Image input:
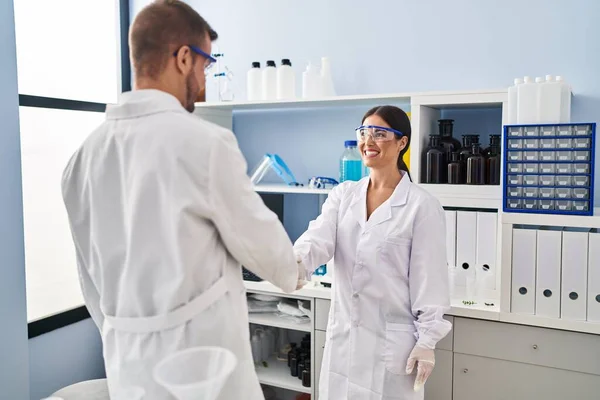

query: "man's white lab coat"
left=62, top=89, right=298, bottom=400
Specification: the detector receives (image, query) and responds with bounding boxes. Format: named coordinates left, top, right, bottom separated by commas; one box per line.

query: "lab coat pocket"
left=378, top=238, right=411, bottom=277
left=384, top=322, right=416, bottom=375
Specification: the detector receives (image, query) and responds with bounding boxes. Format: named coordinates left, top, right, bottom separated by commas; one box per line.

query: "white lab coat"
left=62, top=89, right=298, bottom=400
left=294, top=175, right=452, bottom=400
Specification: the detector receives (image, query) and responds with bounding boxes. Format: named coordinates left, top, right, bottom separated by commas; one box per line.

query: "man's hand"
left=405, top=345, right=435, bottom=391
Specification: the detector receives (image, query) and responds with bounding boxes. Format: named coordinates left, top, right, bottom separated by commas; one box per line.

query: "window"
left=13, top=0, right=120, bottom=103
left=14, top=0, right=130, bottom=323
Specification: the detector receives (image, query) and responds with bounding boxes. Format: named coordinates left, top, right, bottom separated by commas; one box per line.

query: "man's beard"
left=184, top=72, right=199, bottom=113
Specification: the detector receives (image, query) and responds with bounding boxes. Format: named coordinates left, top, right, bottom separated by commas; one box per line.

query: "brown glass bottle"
left=447, top=152, right=464, bottom=184
left=486, top=144, right=501, bottom=185
left=467, top=143, right=486, bottom=185
left=425, top=135, right=446, bottom=183
left=438, top=119, right=462, bottom=159
left=483, top=134, right=502, bottom=157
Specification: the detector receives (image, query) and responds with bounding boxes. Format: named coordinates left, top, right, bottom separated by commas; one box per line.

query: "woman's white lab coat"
left=62, top=90, right=298, bottom=400
left=294, top=175, right=452, bottom=400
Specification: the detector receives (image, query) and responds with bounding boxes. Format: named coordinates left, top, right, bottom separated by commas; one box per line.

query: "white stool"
left=50, top=379, right=109, bottom=400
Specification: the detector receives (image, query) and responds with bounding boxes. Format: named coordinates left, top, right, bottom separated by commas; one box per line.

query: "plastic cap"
left=545, top=74, right=554, bottom=82
left=535, top=77, right=544, bottom=83
left=252, top=62, right=260, bottom=68
left=344, top=140, right=357, bottom=147
left=266, top=60, right=276, bottom=67
left=523, top=76, right=532, bottom=83
left=514, top=78, right=523, bottom=85
left=281, top=59, right=292, bottom=66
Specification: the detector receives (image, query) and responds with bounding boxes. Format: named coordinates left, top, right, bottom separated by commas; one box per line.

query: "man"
left=61, top=1, right=304, bottom=399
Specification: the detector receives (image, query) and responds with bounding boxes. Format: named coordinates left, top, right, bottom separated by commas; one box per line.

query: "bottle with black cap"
left=246, top=61, right=262, bottom=101
left=277, top=59, right=296, bottom=100
left=262, top=60, right=277, bottom=100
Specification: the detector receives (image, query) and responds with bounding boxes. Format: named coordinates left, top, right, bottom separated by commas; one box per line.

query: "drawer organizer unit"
left=504, top=123, right=596, bottom=216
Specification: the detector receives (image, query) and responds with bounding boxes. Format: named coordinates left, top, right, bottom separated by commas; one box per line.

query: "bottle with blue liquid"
left=340, top=140, right=363, bottom=182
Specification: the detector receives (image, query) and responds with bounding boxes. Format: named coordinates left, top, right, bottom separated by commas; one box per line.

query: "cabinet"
left=453, top=353, right=600, bottom=400
left=425, top=350, right=453, bottom=400
left=314, top=330, right=326, bottom=400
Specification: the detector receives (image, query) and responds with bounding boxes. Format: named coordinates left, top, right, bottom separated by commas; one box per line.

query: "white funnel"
left=153, top=346, right=237, bottom=400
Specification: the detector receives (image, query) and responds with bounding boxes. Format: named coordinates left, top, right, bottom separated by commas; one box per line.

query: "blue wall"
left=0, top=0, right=30, bottom=398
left=29, top=320, right=105, bottom=400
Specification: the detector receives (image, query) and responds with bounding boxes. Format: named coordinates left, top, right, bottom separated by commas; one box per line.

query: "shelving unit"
left=254, top=184, right=330, bottom=195
left=255, top=357, right=311, bottom=394
left=248, top=312, right=311, bottom=333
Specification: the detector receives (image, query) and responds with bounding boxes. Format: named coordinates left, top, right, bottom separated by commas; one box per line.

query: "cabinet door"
left=314, top=330, right=326, bottom=400
left=424, top=350, right=452, bottom=400
left=454, top=353, right=600, bottom=400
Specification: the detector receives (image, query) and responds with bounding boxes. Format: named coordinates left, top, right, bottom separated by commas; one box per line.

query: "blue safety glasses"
left=173, top=45, right=217, bottom=71
left=355, top=125, right=404, bottom=142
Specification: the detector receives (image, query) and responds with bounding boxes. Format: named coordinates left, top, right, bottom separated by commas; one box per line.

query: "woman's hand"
left=405, top=345, right=435, bottom=391
left=296, top=255, right=308, bottom=290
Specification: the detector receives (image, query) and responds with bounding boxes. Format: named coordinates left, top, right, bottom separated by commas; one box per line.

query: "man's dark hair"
left=130, top=0, right=218, bottom=79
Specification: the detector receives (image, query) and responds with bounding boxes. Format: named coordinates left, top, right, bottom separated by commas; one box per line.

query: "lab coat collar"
left=350, top=172, right=411, bottom=229
left=106, top=89, right=186, bottom=120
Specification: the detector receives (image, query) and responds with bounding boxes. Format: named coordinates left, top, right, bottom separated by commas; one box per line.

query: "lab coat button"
left=353, top=293, right=359, bottom=299
left=353, top=321, right=359, bottom=328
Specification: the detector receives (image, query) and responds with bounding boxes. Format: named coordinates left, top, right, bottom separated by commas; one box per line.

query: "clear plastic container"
left=556, top=164, right=573, bottom=174
left=573, top=188, right=590, bottom=199
left=555, top=188, right=572, bottom=199
left=557, top=138, right=573, bottom=149
left=340, top=140, right=363, bottom=182
left=508, top=151, right=523, bottom=161
left=573, top=201, right=589, bottom=212
left=524, top=151, right=539, bottom=161
left=556, top=200, right=573, bottom=211
left=574, top=138, right=592, bottom=148
left=250, top=154, right=297, bottom=185
left=524, top=126, right=539, bottom=137
left=539, top=175, right=556, bottom=186
left=540, top=126, right=556, bottom=136
left=524, top=187, right=539, bottom=198
left=539, top=188, right=555, bottom=198
left=539, top=151, right=556, bottom=161
left=539, top=163, right=556, bottom=174
left=153, top=346, right=237, bottom=400
left=507, top=187, right=523, bottom=197
left=556, top=125, right=573, bottom=136
left=507, top=199, right=523, bottom=209
left=524, top=164, right=539, bottom=173
left=540, top=138, right=556, bottom=149
left=539, top=199, right=555, bottom=210
left=574, top=151, right=590, bottom=161
left=574, top=163, right=590, bottom=174
left=555, top=176, right=572, bottom=187
left=508, top=127, right=523, bottom=137
left=508, top=139, right=523, bottom=149
left=574, top=124, right=592, bottom=136
left=507, top=175, right=523, bottom=185
left=556, top=151, right=572, bottom=161
left=524, top=138, right=540, bottom=149
left=573, top=176, right=590, bottom=187
left=246, top=62, right=262, bottom=101
left=508, top=164, right=523, bottom=173
left=524, top=175, right=538, bottom=186
left=524, top=199, right=538, bottom=210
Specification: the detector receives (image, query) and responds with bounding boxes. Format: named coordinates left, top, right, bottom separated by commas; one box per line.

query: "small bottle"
left=287, top=343, right=297, bottom=367
left=302, top=360, right=311, bottom=387
left=508, top=78, right=522, bottom=125
left=467, top=143, right=486, bottom=185
left=425, top=135, right=446, bottom=184
left=290, top=353, right=298, bottom=377
left=486, top=144, right=501, bottom=185
left=556, top=76, right=572, bottom=123
left=459, top=135, right=476, bottom=181
left=438, top=119, right=461, bottom=159
left=302, top=62, right=321, bottom=99
left=276, top=59, right=295, bottom=100
left=246, top=62, right=262, bottom=101
left=297, top=356, right=305, bottom=380
left=340, top=140, right=363, bottom=182
left=261, top=60, right=277, bottom=100
left=517, top=76, right=538, bottom=124
left=320, top=57, right=335, bottom=97
left=447, top=152, right=463, bottom=184
left=483, top=134, right=501, bottom=157
left=251, top=333, right=261, bottom=364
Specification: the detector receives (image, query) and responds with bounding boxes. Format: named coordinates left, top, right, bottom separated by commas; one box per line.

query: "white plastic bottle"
left=276, top=58, right=295, bottom=100
left=556, top=76, right=572, bottom=123
left=507, top=78, right=522, bottom=125
left=517, top=76, right=538, bottom=124
left=320, top=56, right=336, bottom=97
left=261, top=60, right=277, bottom=101
left=246, top=61, right=262, bottom=101
left=302, top=62, right=321, bottom=99
left=538, top=75, right=561, bottom=124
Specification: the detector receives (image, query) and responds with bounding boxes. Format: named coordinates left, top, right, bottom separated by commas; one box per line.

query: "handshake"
left=295, top=255, right=309, bottom=290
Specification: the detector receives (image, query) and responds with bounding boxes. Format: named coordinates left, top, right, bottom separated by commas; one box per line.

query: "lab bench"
left=245, top=280, right=600, bottom=400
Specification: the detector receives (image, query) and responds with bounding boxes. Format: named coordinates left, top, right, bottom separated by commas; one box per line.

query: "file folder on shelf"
left=511, top=227, right=537, bottom=314
left=535, top=228, right=562, bottom=319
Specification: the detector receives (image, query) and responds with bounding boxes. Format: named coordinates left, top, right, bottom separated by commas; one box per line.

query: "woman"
left=294, top=106, right=451, bottom=400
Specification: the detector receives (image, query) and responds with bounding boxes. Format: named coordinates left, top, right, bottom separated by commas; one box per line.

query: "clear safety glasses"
left=173, top=45, right=217, bottom=74
left=355, top=125, right=404, bottom=143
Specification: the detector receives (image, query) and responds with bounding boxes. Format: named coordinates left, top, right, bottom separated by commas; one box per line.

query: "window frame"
left=25, top=0, right=131, bottom=338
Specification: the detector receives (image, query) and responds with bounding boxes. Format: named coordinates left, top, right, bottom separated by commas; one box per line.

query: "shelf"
left=501, top=208, right=600, bottom=228
left=254, top=184, right=331, bottom=195
left=195, top=89, right=507, bottom=112
left=249, top=312, right=311, bottom=333
left=499, top=313, right=600, bottom=335
left=419, top=184, right=502, bottom=209
left=256, top=357, right=311, bottom=394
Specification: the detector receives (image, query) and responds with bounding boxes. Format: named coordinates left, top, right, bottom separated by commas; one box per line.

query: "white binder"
left=476, top=212, right=498, bottom=291
left=587, top=230, right=600, bottom=322
left=535, top=228, right=562, bottom=319
left=445, top=210, right=457, bottom=268
left=511, top=227, right=537, bottom=314
left=561, top=229, right=589, bottom=321
left=456, top=211, right=477, bottom=286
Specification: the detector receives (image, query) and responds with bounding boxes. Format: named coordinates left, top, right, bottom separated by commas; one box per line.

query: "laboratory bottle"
left=466, top=143, right=486, bottom=185
left=508, top=78, right=522, bottom=125
left=246, top=62, right=262, bottom=101
left=320, top=57, right=336, bottom=97
left=485, top=144, right=501, bottom=185
left=302, top=360, right=311, bottom=387
left=483, top=134, right=501, bottom=157
left=290, top=353, right=299, bottom=377
left=556, top=76, right=572, bottom=123
left=425, top=135, right=446, bottom=184
left=296, top=356, right=305, bottom=379
left=287, top=343, right=297, bottom=367
left=438, top=119, right=461, bottom=158
left=459, top=135, right=478, bottom=181
left=251, top=332, right=261, bottom=363
left=262, top=60, right=277, bottom=100
left=517, top=76, right=538, bottom=124
left=302, top=62, right=321, bottom=99
left=537, top=75, right=561, bottom=124
left=339, top=140, right=363, bottom=182
left=276, top=59, right=296, bottom=100
left=447, top=152, right=463, bottom=184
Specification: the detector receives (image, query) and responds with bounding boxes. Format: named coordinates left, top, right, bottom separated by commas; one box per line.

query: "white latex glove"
left=405, top=345, right=435, bottom=391
left=296, top=255, right=308, bottom=290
